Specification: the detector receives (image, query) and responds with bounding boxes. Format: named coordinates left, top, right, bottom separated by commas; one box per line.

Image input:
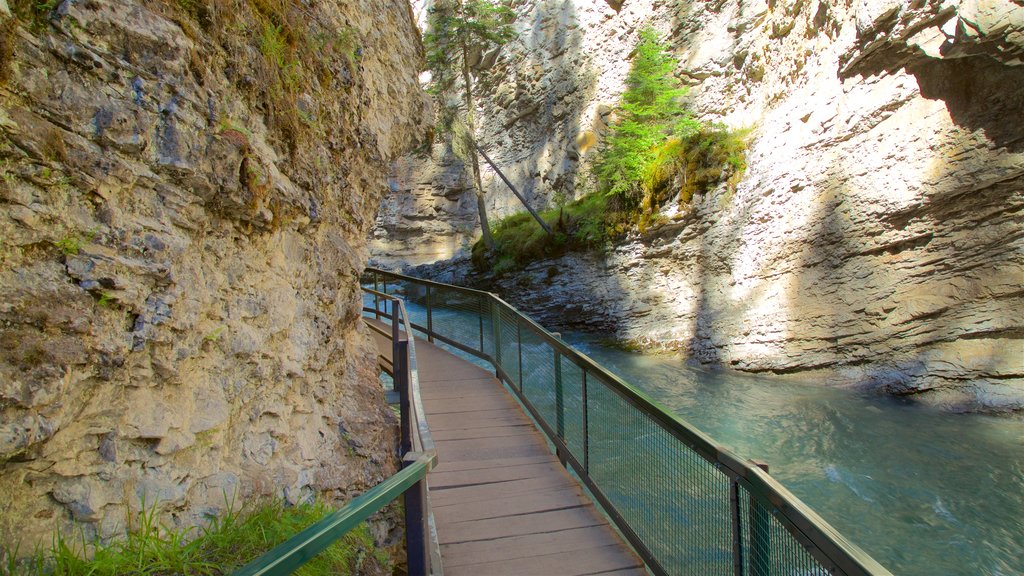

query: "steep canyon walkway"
left=368, top=320, right=644, bottom=575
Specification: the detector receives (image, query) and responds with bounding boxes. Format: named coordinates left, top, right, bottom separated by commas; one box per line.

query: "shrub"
left=639, top=124, right=748, bottom=222
left=471, top=192, right=625, bottom=273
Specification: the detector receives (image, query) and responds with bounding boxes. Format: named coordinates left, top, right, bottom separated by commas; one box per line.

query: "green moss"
left=0, top=18, right=17, bottom=84
left=54, top=235, right=80, bottom=256
left=9, top=0, right=59, bottom=30
left=639, top=124, right=748, bottom=225
left=6, top=498, right=390, bottom=575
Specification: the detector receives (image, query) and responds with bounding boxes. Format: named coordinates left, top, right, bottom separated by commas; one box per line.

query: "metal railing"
left=361, top=267, right=893, bottom=576
left=234, top=290, right=440, bottom=576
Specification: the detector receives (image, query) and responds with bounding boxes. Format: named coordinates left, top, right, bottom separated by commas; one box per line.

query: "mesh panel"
left=740, top=487, right=832, bottom=576
left=481, top=303, right=495, bottom=359
left=377, top=278, right=428, bottom=329
left=560, top=357, right=586, bottom=465
left=429, top=285, right=484, bottom=351
left=496, top=304, right=520, bottom=389
left=518, top=324, right=558, bottom=434
left=588, top=371, right=734, bottom=575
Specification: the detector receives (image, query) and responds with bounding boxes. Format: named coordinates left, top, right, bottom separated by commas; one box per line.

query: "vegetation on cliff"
left=473, top=27, right=746, bottom=274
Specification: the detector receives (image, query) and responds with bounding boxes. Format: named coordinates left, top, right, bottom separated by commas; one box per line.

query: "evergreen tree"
left=595, top=27, right=695, bottom=208
left=424, top=0, right=515, bottom=250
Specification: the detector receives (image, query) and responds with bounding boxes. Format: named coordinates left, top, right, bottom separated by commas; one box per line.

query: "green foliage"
left=594, top=27, right=694, bottom=207
left=6, top=498, right=388, bottom=575
left=424, top=0, right=516, bottom=84
left=95, top=291, right=114, bottom=308
left=424, top=0, right=515, bottom=134
left=203, top=326, right=225, bottom=342
left=260, top=23, right=288, bottom=67
left=9, top=0, right=59, bottom=29
left=54, top=235, right=80, bottom=256
left=54, top=227, right=98, bottom=257
left=471, top=193, right=630, bottom=273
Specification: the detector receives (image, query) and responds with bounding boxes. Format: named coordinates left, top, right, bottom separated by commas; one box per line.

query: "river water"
left=561, top=332, right=1024, bottom=576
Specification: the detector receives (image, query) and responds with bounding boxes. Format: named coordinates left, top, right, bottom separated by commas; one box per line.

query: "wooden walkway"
left=368, top=322, right=643, bottom=576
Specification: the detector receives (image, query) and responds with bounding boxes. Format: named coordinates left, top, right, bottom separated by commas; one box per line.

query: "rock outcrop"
left=380, top=0, right=1024, bottom=411
left=1, top=0, right=427, bottom=553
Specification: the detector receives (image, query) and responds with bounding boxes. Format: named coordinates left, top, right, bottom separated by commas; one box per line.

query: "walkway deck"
left=367, top=321, right=643, bottom=576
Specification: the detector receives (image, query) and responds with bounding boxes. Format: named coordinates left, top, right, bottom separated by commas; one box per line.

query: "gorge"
left=0, top=0, right=1021, bottom=571
left=375, top=0, right=1024, bottom=413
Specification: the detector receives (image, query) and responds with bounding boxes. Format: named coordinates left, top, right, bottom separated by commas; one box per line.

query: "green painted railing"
left=361, top=267, right=893, bottom=576
left=234, top=290, right=439, bottom=576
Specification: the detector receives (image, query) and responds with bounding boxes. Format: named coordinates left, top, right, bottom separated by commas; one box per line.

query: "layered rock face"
left=0, top=0, right=426, bottom=552
left=379, top=0, right=1024, bottom=411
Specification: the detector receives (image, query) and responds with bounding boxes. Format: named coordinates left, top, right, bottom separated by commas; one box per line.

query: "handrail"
left=232, top=454, right=432, bottom=576
left=359, top=287, right=441, bottom=575
left=233, top=288, right=440, bottom=576
left=363, top=287, right=435, bottom=456
left=362, top=266, right=893, bottom=576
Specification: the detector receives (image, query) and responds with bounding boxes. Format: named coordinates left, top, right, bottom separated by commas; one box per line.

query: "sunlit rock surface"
left=0, top=0, right=427, bottom=552
left=378, top=0, right=1024, bottom=411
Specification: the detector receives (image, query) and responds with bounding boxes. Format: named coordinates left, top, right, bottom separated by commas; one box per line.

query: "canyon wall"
left=0, top=0, right=427, bottom=553
left=378, top=0, right=1024, bottom=411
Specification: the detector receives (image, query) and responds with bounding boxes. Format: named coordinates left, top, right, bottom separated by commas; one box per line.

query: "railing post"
left=750, top=461, right=771, bottom=576
left=396, top=339, right=412, bottom=455
left=425, top=286, right=434, bottom=343
left=731, top=478, right=744, bottom=576
left=402, top=453, right=430, bottom=576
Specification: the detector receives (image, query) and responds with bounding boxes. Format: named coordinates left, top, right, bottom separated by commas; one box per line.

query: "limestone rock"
left=1, top=0, right=427, bottom=554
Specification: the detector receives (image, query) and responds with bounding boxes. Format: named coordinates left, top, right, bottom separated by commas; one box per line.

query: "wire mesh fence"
left=360, top=268, right=891, bottom=576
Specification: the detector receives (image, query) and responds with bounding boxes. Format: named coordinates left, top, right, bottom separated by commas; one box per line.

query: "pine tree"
left=595, top=27, right=695, bottom=208
left=424, top=0, right=515, bottom=250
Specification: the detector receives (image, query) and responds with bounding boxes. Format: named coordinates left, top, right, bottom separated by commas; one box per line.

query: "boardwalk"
left=368, top=322, right=643, bottom=576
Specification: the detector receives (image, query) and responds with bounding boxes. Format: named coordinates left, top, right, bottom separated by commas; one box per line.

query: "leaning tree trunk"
left=468, top=137, right=494, bottom=249
left=461, top=41, right=494, bottom=250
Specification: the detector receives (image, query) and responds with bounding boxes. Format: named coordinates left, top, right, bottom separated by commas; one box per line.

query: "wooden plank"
left=442, top=525, right=625, bottom=566
left=433, top=437, right=550, bottom=463
left=428, top=454, right=554, bottom=474
left=434, top=505, right=607, bottom=544
left=431, top=423, right=534, bottom=442
left=430, top=474, right=577, bottom=508
left=443, top=544, right=645, bottom=576
left=433, top=488, right=592, bottom=524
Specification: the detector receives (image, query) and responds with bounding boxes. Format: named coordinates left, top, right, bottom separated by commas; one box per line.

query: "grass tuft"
left=4, top=498, right=389, bottom=575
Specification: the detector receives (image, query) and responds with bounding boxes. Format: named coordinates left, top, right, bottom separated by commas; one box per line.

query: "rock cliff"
left=377, top=0, right=1023, bottom=411
left=1, top=0, right=426, bottom=554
